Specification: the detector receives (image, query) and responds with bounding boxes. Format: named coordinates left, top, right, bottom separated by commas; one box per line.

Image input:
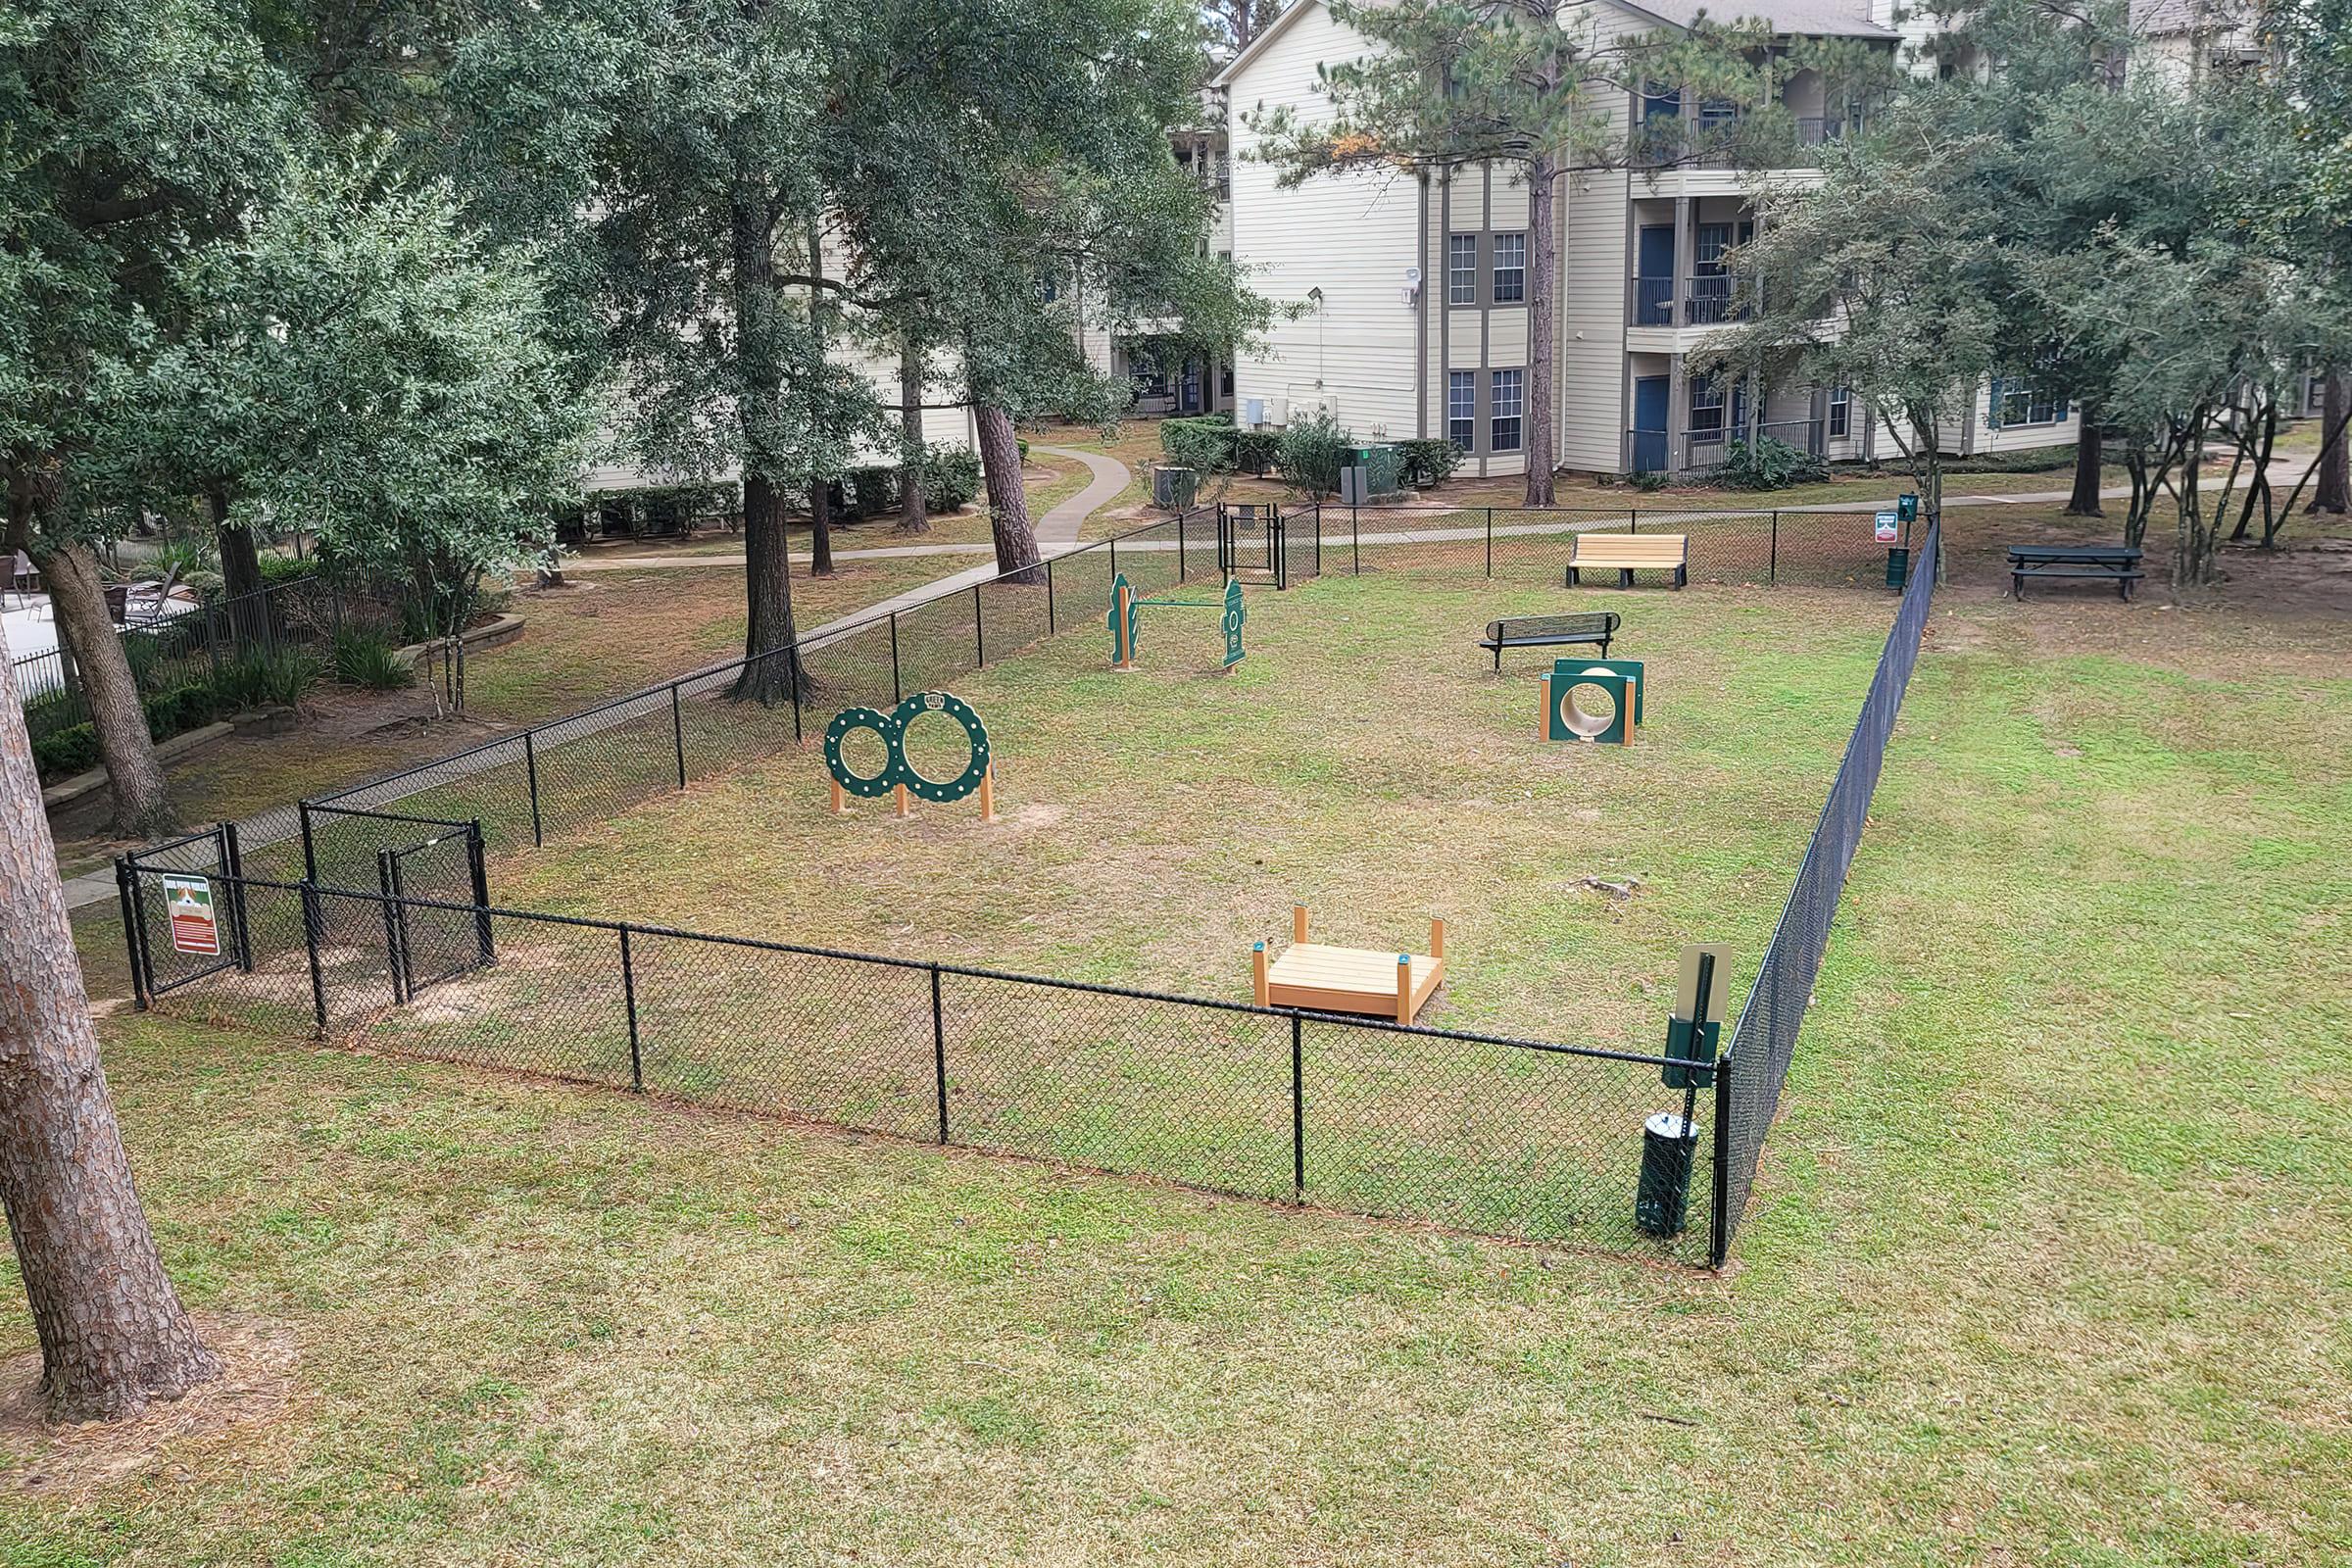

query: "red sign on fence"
left=162, top=873, right=220, bottom=956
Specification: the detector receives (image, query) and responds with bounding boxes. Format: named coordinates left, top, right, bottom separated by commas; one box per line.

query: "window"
left=1039, top=270, right=1059, bottom=304
left=1693, top=223, right=1733, bottom=274
left=1448, top=234, right=1478, bottom=306
left=1690, top=373, right=1726, bottom=440
left=1449, top=370, right=1476, bottom=451
left=1492, top=232, right=1526, bottom=304
left=1491, top=368, right=1523, bottom=452
left=1828, top=385, right=1850, bottom=438
left=1989, top=375, right=2069, bottom=428
left=1642, top=80, right=1682, bottom=122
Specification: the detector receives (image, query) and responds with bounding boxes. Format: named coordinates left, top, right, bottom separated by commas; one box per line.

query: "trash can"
left=1636, top=1111, right=1697, bottom=1238
left=1885, top=546, right=1910, bottom=589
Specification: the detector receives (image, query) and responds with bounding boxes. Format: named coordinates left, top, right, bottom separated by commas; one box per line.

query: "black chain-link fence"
left=1709, top=523, right=1938, bottom=1265
left=118, top=866, right=1723, bottom=1265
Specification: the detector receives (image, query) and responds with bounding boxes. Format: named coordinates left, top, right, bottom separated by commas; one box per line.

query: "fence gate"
left=374, top=820, right=495, bottom=1004
left=1216, top=503, right=1289, bottom=588
left=120, top=823, right=252, bottom=1006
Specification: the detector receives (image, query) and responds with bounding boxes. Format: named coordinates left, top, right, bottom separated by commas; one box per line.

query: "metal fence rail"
left=1709, top=522, right=1938, bottom=1265
left=119, top=863, right=1725, bottom=1266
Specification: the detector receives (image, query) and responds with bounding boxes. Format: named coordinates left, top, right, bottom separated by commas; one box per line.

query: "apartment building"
left=1216, top=0, right=2089, bottom=480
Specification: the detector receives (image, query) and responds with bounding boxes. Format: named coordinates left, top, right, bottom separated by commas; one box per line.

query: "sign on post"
left=162, top=872, right=220, bottom=956
left=1874, top=510, right=1900, bottom=544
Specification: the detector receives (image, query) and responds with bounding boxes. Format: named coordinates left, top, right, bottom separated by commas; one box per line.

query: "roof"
left=1619, top=0, right=1898, bottom=40
left=1211, top=1, right=1323, bottom=90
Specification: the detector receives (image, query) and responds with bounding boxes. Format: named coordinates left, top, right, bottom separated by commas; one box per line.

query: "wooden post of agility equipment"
left=1252, top=941, right=1270, bottom=1006
left=1430, top=917, right=1446, bottom=960
left=830, top=777, right=849, bottom=814
left=1539, top=673, right=1553, bottom=741
left=1112, top=580, right=1138, bottom=671
left=978, top=763, right=996, bottom=823
left=1293, top=905, right=1309, bottom=945
left=895, top=783, right=909, bottom=818
left=1396, top=954, right=1413, bottom=1023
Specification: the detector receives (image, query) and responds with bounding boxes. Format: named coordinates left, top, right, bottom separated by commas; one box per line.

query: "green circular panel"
left=823, top=706, right=903, bottom=798
left=893, top=692, right=991, bottom=803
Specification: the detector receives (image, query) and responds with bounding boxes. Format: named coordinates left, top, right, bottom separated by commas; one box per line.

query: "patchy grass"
left=11, top=564, right=2349, bottom=1561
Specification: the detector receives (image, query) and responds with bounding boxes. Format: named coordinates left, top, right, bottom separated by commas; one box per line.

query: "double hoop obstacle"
left=1107, top=572, right=1246, bottom=672
left=824, top=691, right=997, bottom=823
left=1540, top=658, right=1645, bottom=746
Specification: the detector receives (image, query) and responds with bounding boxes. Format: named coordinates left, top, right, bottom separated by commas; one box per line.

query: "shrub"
left=214, top=649, right=320, bottom=711
left=1630, top=468, right=1671, bottom=493
left=1159, top=416, right=1238, bottom=476
left=257, top=552, right=314, bottom=586
left=1395, top=438, right=1462, bottom=489
left=1016, top=437, right=1029, bottom=464
left=1711, top=436, right=1830, bottom=491
left=1233, top=429, right=1279, bottom=475
left=32, top=724, right=100, bottom=781
left=332, top=629, right=416, bottom=691
left=845, top=466, right=899, bottom=517
left=1275, top=411, right=1353, bottom=497
left=922, top=443, right=984, bottom=512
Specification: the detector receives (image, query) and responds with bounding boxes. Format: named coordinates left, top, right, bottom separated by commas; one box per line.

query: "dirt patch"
left=0, top=1316, right=298, bottom=1498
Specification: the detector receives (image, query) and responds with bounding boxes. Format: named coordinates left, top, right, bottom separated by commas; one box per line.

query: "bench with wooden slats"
left=1476, top=611, right=1620, bottom=670
left=1565, top=532, right=1689, bottom=590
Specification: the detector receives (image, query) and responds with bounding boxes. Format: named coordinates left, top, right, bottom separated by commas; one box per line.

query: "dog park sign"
left=162, top=872, right=220, bottom=956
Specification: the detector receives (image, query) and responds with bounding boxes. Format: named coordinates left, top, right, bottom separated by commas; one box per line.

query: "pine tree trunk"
left=976, top=405, right=1043, bottom=585
left=1522, top=152, right=1559, bottom=508
left=0, top=651, right=220, bottom=1423
left=727, top=189, right=805, bottom=706
left=808, top=477, right=834, bottom=576
left=30, top=538, right=177, bottom=840
left=2313, top=371, right=2348, bottom=514
left=897, top=332, right=930, bottom=537
left=2065, top=412, right=2104, bottom=516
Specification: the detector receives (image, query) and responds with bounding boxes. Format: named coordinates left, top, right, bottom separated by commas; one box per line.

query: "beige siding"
left=1226, top=3, right=1422, bottom=438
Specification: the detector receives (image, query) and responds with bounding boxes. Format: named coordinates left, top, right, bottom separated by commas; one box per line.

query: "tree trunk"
left=2313, top=371, right=2348, bottom=514
left=210, top=490, right=269, bottom=647
left=808, top=477, right=834, bottom=577
left=1522, top=152, right=1559, bottom=508
left=730, top=472, right=805, bottom=705
left=0, top=651, right=220, bottom=1423
left=30, top=538, right=176, bottom=840
left=2065, top=413, right=2103, bottom=516
left=897, top=331, right=930, bottom=537
left=976, top=405, right=1043, bottom=585
left=727, top=189, right=805, bottom=706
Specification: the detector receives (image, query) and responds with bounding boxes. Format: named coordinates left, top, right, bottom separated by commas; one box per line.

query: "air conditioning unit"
left=1243, top=397, right=1267, bottom=427
left=1266, top=396, right=1291, bottom=426
left=1401, top=265, right=1422, bottom=307
left=1152, top=466, right=1198, bottom=510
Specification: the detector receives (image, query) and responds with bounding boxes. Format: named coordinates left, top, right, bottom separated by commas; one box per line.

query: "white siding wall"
left=1226, top=2, right=1422, bottom=438
left=1559, top=155, right=1631, bottom=472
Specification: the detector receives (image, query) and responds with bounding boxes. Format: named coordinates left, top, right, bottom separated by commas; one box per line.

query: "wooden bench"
left=2007, top=544, right=2143, bottom=602
left=1477, top=611, right=1621, bottom=670
left=1566, top=533, right=1688, bottom=589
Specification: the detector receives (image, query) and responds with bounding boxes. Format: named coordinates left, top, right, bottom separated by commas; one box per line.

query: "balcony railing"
left=1626, top=417, right=1828, bottom=475
left=1624, top=272, right=1751, bottom=329
left=1633, top=111, right=1862, bottom=171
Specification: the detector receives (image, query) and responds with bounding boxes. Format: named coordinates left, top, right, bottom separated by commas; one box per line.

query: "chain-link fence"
left=118, top=865, right=1724, bottom=1265
left=1709, top=523, right=1938, bottom=1265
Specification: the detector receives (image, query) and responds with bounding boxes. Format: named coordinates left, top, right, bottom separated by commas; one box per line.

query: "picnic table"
left=2007, top=544, right=2144, bottom=602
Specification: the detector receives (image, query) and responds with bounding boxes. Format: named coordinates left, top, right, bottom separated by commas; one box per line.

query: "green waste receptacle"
left=1636, top=1111, right=1697, bottom=1238
left=1885, top=546, right=1910, bottom=589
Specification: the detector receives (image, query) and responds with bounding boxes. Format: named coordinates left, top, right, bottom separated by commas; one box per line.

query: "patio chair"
left=4, top=550, right=34, bottom=609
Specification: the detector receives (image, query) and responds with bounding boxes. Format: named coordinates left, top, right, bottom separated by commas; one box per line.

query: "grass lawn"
left=18, top=537, right=2351, bottom=1565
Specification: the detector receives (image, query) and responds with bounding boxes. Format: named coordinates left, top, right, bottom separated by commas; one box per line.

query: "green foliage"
left=1159, top=415, right=1239, bottom=475
left=213, top=648, right=320, bottom=710
left=1394, top=438, right=1462, bottom=489
left=330, top=629, right=415, bottom=691
left=31, top=724, right=101, bottom=782
left=921, top=443, right=983, bottom=513
left=256, top=553, right=312, bottom=586
left=1939, top=444, right=2077, bottom=475
left=1233, top=429, right=1279, bottom=475
left=1711, top=437, right=1830, bottom=491
left=1275, top=413, right=1353, bottom=498
left=1630, top=469, right=1671, bottom=493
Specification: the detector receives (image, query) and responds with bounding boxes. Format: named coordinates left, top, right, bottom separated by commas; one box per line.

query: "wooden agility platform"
left=1252, top=906, right=1446, bottom=1024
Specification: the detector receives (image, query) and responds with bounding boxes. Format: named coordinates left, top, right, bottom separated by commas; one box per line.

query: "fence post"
left=888, top=612, right=903, bottom=705
left=972, top=583, right=985, bottom=667
left=375, top=849, right=408, bottom=1005
left=467, top=821, right=495, bottom=966
left=1046, top=557, right=1056, bottom=635
left=329, top=583, right=344, bottom=645
left=930, top=964, right=949, bottom=1144
left=1769, top=510, right=1780, bottom=587
left=1630, top=506, right=1640, bottom=534
left=298, top=800, right=318, bottom=884
left=1485, top=508, right=1494, bottom=578
left=300, top=881, right=328, bottom=1034
left=788, top=651, right=805, bottom=746
left=522, top=729, right=544, bottom=847
left=1290, top=1013, right=1305, bottom=1200
left=620, top=925, right=643, bottom=1093
left=670, top=683, right=686, bottom=788
left=116, top=861, right=149, bottom=1012
left=1178, top=512, right=1188, bottom=584
left=1710, top=1051, right=1735, bottom=1268
left=220, top=821, right=254, bottom=973
left=1351, top=504, right=1361, bottom=575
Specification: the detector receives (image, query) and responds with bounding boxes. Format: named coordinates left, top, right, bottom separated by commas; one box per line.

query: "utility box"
left=1339, top=445, right=1402, bottom=505
left=1152, top=466, right=1197, bottom=510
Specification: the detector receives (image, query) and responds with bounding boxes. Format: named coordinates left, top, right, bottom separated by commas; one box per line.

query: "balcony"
left=1625, top=272, right=1751, bottom=330
left=1627, top=418, right=1826, bottom=477
left=1631, top=110, right=1861, bottom=172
